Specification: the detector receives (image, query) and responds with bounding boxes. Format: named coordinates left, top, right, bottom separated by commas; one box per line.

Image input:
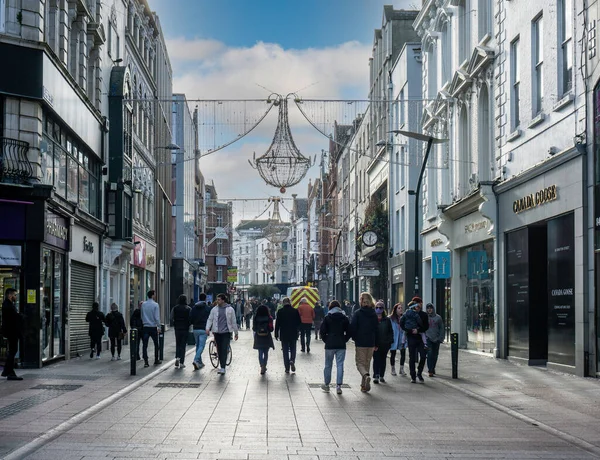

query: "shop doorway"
left=435, top=278, right=451, bottom=341
left=41, top=249, right=65, bottom=361
left=0, top=267, right=20, bottom=365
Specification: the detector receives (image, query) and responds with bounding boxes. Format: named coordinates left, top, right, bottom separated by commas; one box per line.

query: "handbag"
left=119, top=331, right=126, bottom=340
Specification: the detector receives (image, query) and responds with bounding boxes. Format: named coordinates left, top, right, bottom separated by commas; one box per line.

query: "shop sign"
left=227, top=267, right=238, bottom=283
left=430, top=238, right=444, bottom=247
left=432, top=252, right=451, bottom=279
left=392, top=265, right=403, bottom=283
left=45, top=211, right=69, bottom=250
left=467, top=251, right=489, bottom=280
left=0, top=245, right=21, bottom=266
left=146, top=254, right=156, bottom=267
left=359, top=260, right=379, bottom=269
left=83, top=236, right=94, bottom=253
left=512, top=185, right=558, bottom=214
left=465, top=220, right=488, bottom=234
left=133, top=236, right=146, bottom=268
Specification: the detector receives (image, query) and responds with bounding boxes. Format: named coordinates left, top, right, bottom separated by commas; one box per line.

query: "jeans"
left=372, top=346, right=390, bottom=378
left=142, top=327, right=159, bottom=362
left=324, top=348, right=346, bottom=385
left=314, top=321, right=322, bottom=338
left=109, top=337, right=122, bottom=357
left=258, top=347, right=269, bottom=367
left=426, top=339, right=441, bottom=373
left=281, top=340, right=296, bottom=371
left=389, top=348, right=406, bottom=367
left=174, top=329, right=188, bottom=364
left=213, top=332, right=231, bottom=369
left=193, top=329, right=208, bottom=365
left=407, top=334, right=426, bottom=379
left=299, top=324, right=312, bottom=351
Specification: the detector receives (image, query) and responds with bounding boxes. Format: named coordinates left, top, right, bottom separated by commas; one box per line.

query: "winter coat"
left=1, top=299, right=23, bottom=339
left=425, top=305, right=445, bottom=343
left=190, top=301, right=211, bottom=330
left=298, top=303, right=315, bottom=324
left=171, top=303, right=191, bottom=331
left=275, top=304, right=301, bottom=342
left=253, top=314, right=275, bottom=350
left=349, top=306, right=379, bottom=347
left=400, top=309, right=429, bottom=336
left=313, top=305, right=325, bottom=321
left=104, top=311, right=127, bottom=339
left=130, top=309, right=143, bottom=330
left=376, top=316, right=394, bottom=349
left=86, top=309, right=105, bottom=338
left=319, top=307, right=350, bottom=349
left=390, top=318, right=405, bottom=351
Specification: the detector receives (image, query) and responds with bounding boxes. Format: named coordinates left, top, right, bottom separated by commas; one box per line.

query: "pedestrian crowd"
left=2, top=287, right=444, bottom=390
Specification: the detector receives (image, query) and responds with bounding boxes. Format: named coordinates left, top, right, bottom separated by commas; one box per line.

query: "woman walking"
left=349, top=292, right=379, bottom=393
left=86, top=302, right=105, bottom=359
left=389, top=303, right=406, bottom=376
left=105, top=303, right=127, bottom=360
left=372, top=301, right=393, bottom=384
left=253, top=304, right=274, bottom=374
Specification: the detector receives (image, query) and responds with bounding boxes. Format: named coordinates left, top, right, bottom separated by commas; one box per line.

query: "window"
left=395, top=210, right=400, bottom=253
left=400, top=206, right=405, bottom=251
left=281, top=241, right=288, bottom=251
left=478, top=0, right=492, bottom=40
left=399, top=89, right=405, bottom=126
left=0, top=0, right=5, bottom=33
left=395, top=151, right=400, bottom=192
left=511, top=38, right=521, bottom=130
left=559, top=0, right=573, bottom=95
left=428, top=49, right=438, bottom=98
left=282, top=271, right=289, bottom=283
left=282, top=255, right=288, bottom=265
left=459, top=0, right=471, bottom=63
left=217, top=267, right=223, bottom=282
left=217, top=215, right=223, bottom=227
left=532, top=15, right=544, bottom=114
left=124, top=195, right=132, bottom=238
left=216, top=240, right=223, bottom=255
left=400, top=146, right=406, bottom=188
left=108, top=21, right=119, bottom=59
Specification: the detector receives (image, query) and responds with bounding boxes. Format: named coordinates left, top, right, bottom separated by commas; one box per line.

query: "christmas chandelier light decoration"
left=263, top=197, right=290, bottom=244
left=249, top=94, right=313, bottom=194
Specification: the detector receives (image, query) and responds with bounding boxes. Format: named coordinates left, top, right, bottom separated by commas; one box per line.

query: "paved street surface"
left=1, top=328, right=599, bottom=460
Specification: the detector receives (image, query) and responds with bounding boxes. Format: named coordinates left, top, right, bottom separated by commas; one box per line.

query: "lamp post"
left=390, top=130, right=447, bottom=296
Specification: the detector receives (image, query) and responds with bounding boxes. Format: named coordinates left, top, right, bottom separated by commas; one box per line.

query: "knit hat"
left=375, top=301, right=385, bottom=309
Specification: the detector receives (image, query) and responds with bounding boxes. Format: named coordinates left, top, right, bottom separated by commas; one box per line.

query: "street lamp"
left=390, top=130, right=447, bottom=296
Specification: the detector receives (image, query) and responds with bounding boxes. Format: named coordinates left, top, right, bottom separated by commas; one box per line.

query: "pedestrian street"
left=1, top=329, right=598, bottom=460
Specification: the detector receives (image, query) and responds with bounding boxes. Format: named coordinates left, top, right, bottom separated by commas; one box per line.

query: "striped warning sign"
left=290, top=286, right=320, bottom=309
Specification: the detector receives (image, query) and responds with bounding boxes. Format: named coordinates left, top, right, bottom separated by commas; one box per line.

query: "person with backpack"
left=171, top=294, right=191, bottom=369
left=372, top=301, right=394, bottom=384
left=349, top=292, right=379, bottom=393
left=400, top=298, right=429, bottom=383
left=319, top=300, right=350, bottom=394
left=253, top=304, right=274, bottom=374
left=274, top=297, right=301, bottom=373
left=313, top=302, right=325, bottom=340
left=130, top=302, right=144, bottom=360
left=104, top=303, right=127, bottom=361
left=190, top=293, right=212, bottom=370
left=86, top=302, right=105, bottom=359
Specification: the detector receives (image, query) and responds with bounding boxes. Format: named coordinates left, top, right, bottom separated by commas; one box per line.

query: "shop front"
left=423, top=228, right=451, bottom=338
left=497, top=151, right=585, bottom=374
left=439, top=192, right=496, bottom=353
left=68, top=225, right=100, bottom=357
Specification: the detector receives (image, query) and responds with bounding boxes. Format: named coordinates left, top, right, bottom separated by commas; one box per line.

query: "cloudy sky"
left=151, top=0, right=415, bottom=223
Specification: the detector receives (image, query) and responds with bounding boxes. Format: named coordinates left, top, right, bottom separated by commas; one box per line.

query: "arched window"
left=478, top=84, right=491, bottom=181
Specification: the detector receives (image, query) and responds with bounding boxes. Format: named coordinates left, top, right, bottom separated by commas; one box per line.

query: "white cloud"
left=167, top=38, right=372, bottom=222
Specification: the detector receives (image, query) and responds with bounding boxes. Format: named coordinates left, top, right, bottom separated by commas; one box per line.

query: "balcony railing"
left=0, top=137, right=34, bottom=184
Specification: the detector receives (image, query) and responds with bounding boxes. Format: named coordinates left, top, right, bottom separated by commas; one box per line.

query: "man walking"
left=190, top=293, right=211, bottom=370
left=425, top=303, right=444, bottom=377
left=297, top=297, right=314, bottom=352
left=1, top=288, right=23, bottom=380
left=141, top=290, right=162, bottom=368
left=400, top=298, right=429, bottom=383
left=206, top=294, right=238, bottom=375
left=274, top=297, right=301, bottom=373
left=171, top=294, right=191, bottom=369
left=319, top=300, right=350, bottom=394
left=130, top=301, right=143, bottom=360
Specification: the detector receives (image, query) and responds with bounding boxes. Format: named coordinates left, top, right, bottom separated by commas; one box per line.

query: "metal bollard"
left=159, top=323, right=165, bottom=361
left=130, top=328, right=137, bottom=376
left=451, top=332, right=458, bottom=379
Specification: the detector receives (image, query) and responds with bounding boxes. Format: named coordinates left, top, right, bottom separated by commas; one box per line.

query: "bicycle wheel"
left=226, top=344, right=232, bottom=366
left=209, top=340, right=219, bottom=368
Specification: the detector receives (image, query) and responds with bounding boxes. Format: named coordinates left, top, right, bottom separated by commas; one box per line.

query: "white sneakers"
left=217, top=368, right=226, bottom=375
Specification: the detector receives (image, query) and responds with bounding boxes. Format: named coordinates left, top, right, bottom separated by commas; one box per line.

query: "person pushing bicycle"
left=205, top=293, right=239, bottom=375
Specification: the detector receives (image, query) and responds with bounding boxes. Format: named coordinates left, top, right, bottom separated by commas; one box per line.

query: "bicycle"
left=208, top=336, right=232, bottom=368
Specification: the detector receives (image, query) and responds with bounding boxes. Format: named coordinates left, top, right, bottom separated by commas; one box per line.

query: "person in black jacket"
left=105, top=303, right=127, bottom=361
left=313, top=302, right=325, bottom=340
left=400, top=297, right=430, bottom=383
left=372, top=301, right=394, bottom=384
left=274, top=296, right=301, bottom=374
left=86, top=302, right=105, bottom=359
left=190, top=293, right=212, bottom=370
left=1, top=288, right=23, bottom=380
left=171, top=294, right=191, bottom=369
left=130, top=302, right=143, bottom=360
left=319, top=300, right=350, bottom=394
left=349, top=292, right=379, bottom=393
left=253, top=304, right=275, bottom=374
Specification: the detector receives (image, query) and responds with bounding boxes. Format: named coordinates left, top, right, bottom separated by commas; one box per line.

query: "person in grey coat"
left=425, top=303, right=444, bottom=377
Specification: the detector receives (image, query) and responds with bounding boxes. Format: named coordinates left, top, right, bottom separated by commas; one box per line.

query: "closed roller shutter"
left=69, top=262, right=96, bottom=357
